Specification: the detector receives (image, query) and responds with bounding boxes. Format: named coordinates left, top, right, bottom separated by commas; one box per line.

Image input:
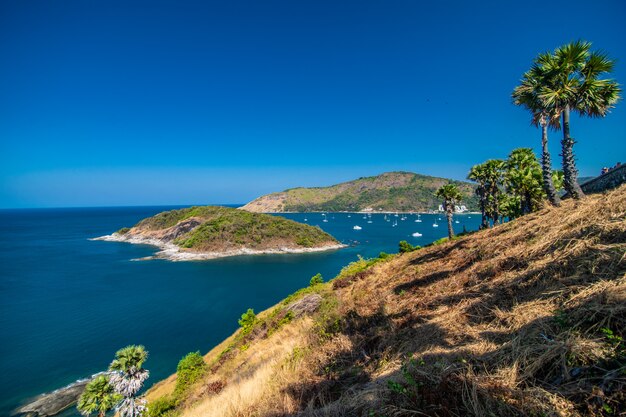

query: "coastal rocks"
left=159, top=218, right=202, bottom=242
left=15, top=376, right=95, bottom=417
left=285, top=293, right=323, bottom=317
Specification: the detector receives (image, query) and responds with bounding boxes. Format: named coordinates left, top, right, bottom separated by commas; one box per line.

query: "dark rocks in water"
left=15, top=377, right=95, bottom=417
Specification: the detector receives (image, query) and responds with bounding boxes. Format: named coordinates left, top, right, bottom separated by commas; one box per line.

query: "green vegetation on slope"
left=244, top=171, right=478, bottom=212
left=130, top=206, right=338, bottom=251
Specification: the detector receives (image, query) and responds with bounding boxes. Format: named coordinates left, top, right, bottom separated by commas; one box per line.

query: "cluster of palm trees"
left=512, top=40, right=620, bottom=202
left=77, top=345, right=149, bottom=417
left=436, top=41, right=621, bottom=237
left=436, top=147, right=556, bottom=239
left=467, top=148, right=561, bottom=229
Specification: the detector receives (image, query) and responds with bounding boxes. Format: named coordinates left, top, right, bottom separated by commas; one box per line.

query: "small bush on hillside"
left=175, top=351, right=207, bottom=396
left=399, top=240, right=420, bottom=253
left=238, top=308, right=257, bottom=333
left=310, top=273, right=324, bottom=286
left=147, top=395, right=177, bottom=417
left=117, top=227, right=131, bottom=235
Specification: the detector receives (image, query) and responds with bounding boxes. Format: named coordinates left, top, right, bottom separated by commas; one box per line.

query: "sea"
left=0, top=206, right=481, bottom=416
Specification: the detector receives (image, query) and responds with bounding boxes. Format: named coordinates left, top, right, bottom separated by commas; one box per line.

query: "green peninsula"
left=241, top=171, right=478, bottom=213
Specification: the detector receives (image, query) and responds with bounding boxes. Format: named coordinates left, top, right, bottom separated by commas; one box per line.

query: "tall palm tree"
left=77, top=375, right=121, bottom=417
left=538, top=40, right=621, bottom=199
left=109, top=345, right=149, bottom=417
left=467, top=164, right=489, bottom=229
left=435, top=184, right=463, bottom=239
left=512, top=57, right=561, bottom=206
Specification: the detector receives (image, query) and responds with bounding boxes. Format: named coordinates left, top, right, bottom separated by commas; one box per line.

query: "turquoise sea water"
left=0, top=207, right=480, bottom=416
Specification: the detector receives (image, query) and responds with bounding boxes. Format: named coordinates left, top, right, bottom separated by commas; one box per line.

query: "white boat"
left=412, top=232, right=423, bottom=237
left=323, top=219, right=328, bottom=222
left=415, top=219, right=422, bottom=222
left=455, top=220, right=460, bottom=224
left=304, top=218, right=308, bottom=222
left=367, top=220, right=373, bottom=224
left=353, top=225, right=362, bottom=230
left=433, top=223, right=439, bottom=227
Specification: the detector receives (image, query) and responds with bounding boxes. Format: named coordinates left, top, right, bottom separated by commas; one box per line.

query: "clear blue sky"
left=1, top=0, right=625, bottom=208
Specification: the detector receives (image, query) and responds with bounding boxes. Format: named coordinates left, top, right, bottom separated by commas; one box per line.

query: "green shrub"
left=238, top=308, right=257, bottom=333
left=399, top=240, right=420, bottom=253
left=430, top=237, right=449, bottom=246
left=309, top=273, right=324, bottom=286
left=147, top=395, right=177, bottom=417
left=175, top=352, right=207, bottom=396
left=117, top=227, right=131, bottom=235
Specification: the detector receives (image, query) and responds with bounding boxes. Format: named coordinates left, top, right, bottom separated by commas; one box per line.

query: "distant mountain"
left=241, top=171, right=478, bottom=213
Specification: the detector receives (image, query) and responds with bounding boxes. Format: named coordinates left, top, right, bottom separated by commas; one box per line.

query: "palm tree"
left=512, top=57, right=561, bottom=206
left=77, top=375, right=121, bottom=417
left=467, top=164, right=489, bottom=229
left=482, top=159, right=505, bottom=226
left=538, top=40, right=621, bottom=199
left=435, top=184, right=463, bottom=239
left=109, top=345, right=149, bottom=417
left=504, top=148, right=544, bottom=214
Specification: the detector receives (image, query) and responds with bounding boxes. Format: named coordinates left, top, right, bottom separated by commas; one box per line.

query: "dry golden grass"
left=147, top=185, right=626, bottom=417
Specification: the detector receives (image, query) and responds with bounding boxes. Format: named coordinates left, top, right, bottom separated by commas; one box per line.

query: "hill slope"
left=241, top=171, right=479, bottom=212
left=100, top=206, right=342, bottom=260
left=146, top=186, right=625, bottom=416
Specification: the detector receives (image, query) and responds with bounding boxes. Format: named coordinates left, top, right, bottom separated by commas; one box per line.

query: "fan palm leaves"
left=467, top=160, right=505, bottom=227
left=435, top=184, right=463, bottom=239
left=108, top=345, right=149, bottom=417
left=532, top=41, right=620, bottom=199
left=512, top=58, right=561, bottom=206
left=77, top=375, right=122, bottom=417
left=504, top=148, right=544, bottom=215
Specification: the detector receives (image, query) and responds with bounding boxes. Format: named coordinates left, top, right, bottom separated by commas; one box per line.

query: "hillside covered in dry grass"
left=146, top=185, right=625, bottom=417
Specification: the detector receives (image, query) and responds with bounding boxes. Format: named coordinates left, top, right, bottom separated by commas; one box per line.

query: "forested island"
left=95, top=206, right=343, bottom=260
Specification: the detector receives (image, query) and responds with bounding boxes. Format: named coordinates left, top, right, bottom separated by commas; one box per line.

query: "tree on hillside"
left=505, top=148, right=544, bottom=215
left=512, top=58, right=562, bottom=206
left=482, top=160, right=505, bottom=226
left=467, top=164, right=489, bottom=229
left=536, top=40, right=621, bottom=199
left=77, top=375, right=121, bottom=417
left=109, top=345, right=149, bottom=417
left=435, top=184, right=463, bottom=239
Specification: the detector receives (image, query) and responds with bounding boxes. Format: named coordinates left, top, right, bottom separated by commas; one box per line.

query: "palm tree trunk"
left=541, top=122, right=561, bottom=206
left=446, top=203, right=454, bottom=239
left=478, top=189, right=488, bottom=229
left=561, top=106, right=585, bottom=199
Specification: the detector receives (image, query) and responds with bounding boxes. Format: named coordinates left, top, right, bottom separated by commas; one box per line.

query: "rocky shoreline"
left=15, top=374, right=104, bottom=417
left=92, top=233, right=346, bottom=261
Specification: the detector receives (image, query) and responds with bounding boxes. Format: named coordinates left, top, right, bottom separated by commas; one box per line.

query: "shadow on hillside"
left=283, top=289, right=625, bottom=417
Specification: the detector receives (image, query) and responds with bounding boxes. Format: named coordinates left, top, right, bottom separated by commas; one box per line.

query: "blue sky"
left=1, top=0, right=625, bottom=208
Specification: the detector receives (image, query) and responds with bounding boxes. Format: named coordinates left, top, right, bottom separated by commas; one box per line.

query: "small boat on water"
left=455, top=220, right=460, bottom=224
left=367, top=220, right=373, bottom=224
left=412, top=232, right=423, bottom=237
left=353, top=225, right=362, bottom=230
left=433, top=223, right=439, bottom=227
